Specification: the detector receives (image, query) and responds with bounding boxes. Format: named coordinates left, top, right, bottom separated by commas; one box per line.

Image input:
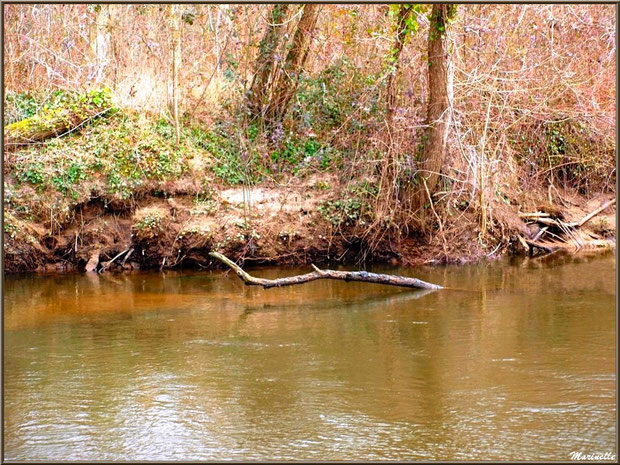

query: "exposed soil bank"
left=4, top=175, right=615, bottom=274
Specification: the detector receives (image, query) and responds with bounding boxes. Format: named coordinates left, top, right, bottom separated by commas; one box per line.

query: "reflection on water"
left=3, top=251, right=616, bottom=460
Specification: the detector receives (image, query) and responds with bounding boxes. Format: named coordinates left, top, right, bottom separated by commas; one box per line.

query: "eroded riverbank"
left=4, top=174, right=616, bottom=274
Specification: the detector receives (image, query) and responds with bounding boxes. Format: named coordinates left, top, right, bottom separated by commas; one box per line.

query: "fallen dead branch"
left=533, top=226, right=548, bottom=242
left=209, top=251, right=443, bottom=290
left=577, top=198, right=616, bottom=227
left=121, top=248, right=134, bottom=267
left=518, top=212, right=551, bottom=218
left=524, top=238, right=556, bottom=253
left=99, top=248, right=131, bottom=272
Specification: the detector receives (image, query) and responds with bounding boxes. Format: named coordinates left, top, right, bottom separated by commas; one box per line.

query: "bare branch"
left=209, top=252, right=443, bottom=290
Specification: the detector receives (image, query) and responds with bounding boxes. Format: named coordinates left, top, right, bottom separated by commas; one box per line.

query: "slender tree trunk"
left=90, top=5, right=110, bottom=84
left=415, top=4, right=456, bottom=209
left=386, top=5, right=412, bottom=131
left=171, top=5, right=182, bottom=145
left=266, top=4, right=320, bottom=124
left=208, top=7, right=222, bottom=73
left=248, top=4, right=290, bottom=119
left=379, top=5, right=414, bottom=215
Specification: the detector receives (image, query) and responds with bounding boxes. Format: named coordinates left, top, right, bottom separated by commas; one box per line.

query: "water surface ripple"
left=4, top=252, right=616, bottom=460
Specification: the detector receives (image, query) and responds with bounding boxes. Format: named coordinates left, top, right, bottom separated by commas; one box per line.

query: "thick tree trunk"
left=209, top=252, right=443, bottom=290
left=266, top=4, right=321, bottom=124
left=248, top=4, right=290, bottom=119
left=416, top=4, right=455, bottom=208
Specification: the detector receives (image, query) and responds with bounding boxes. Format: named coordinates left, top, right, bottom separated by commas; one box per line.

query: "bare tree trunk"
left=248, top=4, right=290, bottom=119
left=90, top=5, right=110, bottom=84
left=386, top=5, right=412, bottom=131
left=266, top=4, right=321, bottom=124
left=171, top=5, right=182, bottom=146
left=208, top=6, right=222, bottom=73
left=379, top=5, right=414, bottom=216
left=415, top=4, right=456, bottom=209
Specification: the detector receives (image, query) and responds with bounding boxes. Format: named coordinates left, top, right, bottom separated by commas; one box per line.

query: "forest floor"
left=3, top=92, right=616, bottom=274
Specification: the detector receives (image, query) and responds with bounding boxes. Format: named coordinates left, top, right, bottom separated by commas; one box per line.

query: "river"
left=3, top=251, right=616, bottom=460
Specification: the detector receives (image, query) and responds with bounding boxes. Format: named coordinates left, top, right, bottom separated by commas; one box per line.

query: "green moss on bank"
left=4, top=90, right=347, bottom=230
left=5, top=89, right=114, bottom=145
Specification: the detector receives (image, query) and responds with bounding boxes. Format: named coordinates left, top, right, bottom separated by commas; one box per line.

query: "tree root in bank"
left=208, top=251, right=443, bottom=290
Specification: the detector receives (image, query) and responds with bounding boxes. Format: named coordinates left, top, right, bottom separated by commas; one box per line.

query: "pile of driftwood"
left=517, top=198, right=615, bottom=254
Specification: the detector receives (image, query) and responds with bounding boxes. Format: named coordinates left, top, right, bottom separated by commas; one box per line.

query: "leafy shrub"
left=4, top=92, right=39, bottom=124
left=51, top=161, right=87, bottom=194
left=133, top=207, right=168, bottom=236
left=317, top=181, right=377, bottom=227
left=187, top=124, right=262, bottom=185
left=15, top=162, right=46, bottom=188
left=134, top=213, right=163, bottom=231
left=318, top=198, right=363, bottom=227
left=292, top=58, right=383, bottom=134
left=513, top=119, right=615, bottom=193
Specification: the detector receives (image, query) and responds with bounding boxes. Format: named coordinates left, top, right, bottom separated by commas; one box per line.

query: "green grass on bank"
left=4, top=89, right=349, bottom=225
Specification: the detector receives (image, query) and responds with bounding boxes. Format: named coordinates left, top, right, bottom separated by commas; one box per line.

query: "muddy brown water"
left=3, top=252, right=616, bottom=461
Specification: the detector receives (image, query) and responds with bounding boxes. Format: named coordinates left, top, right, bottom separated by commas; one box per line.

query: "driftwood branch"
left=208, top=251, right=443, bottom=290
left=99, top=247, right=131, bottom=273
left=577, top=198, right=615, bottom=227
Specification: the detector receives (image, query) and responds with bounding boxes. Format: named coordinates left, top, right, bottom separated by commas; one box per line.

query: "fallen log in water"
left=208, top=251, right=443, bottom=290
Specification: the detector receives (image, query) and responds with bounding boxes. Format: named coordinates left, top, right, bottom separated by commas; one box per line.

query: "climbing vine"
left=387, top=4, right=426, bottom=64
left=429, top=4, right=458, bottom=40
